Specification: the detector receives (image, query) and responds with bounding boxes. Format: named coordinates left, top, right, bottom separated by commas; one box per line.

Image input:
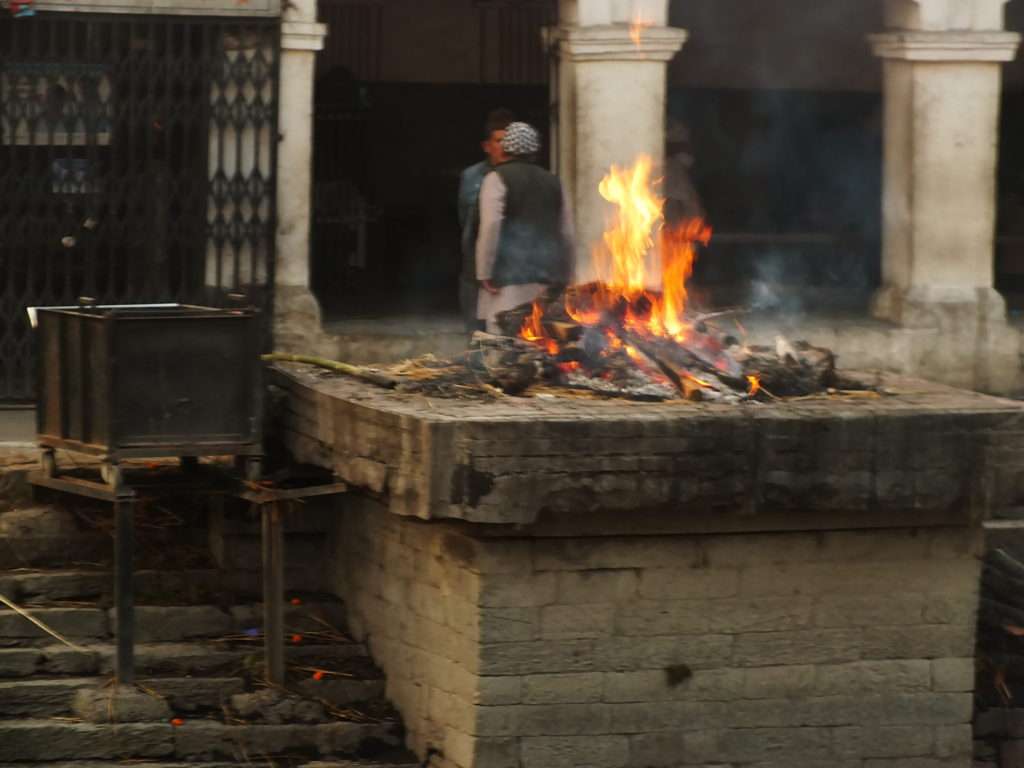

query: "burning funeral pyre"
left=273, top=156, right=863, bottom=403
left=479, top=156, right=838, bottom=402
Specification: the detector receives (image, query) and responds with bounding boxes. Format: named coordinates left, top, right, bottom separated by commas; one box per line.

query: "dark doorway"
left=311, top=0, right=555, bottom=322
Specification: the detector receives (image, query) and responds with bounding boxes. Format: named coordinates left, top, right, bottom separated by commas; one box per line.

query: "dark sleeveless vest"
left=490, top=160, right=570, bottom=287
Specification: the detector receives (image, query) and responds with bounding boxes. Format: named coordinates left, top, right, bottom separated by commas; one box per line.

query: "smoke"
left=747, top=250, right=805, bottom=317
left=670, top=0, right=885, bottom=93
left=661, top=0, right=887, bottom=315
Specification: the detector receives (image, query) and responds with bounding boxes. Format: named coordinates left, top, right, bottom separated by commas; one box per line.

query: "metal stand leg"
left=101, top=463, right=123, bottom=493
left=261, top=503, right=285, bottom=685
left=40, top=449, right=56, bottom=478
left=114, top=499, right=135, bottom=685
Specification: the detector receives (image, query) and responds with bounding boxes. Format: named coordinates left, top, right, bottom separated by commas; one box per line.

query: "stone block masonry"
left=331, top=495, right=981, bottom=768
left=272, top=365, right=1024, bottom=527
left=271, top=366, right=1024, bottom=768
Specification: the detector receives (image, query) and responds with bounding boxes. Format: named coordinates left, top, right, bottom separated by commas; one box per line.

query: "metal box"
left=34, top=304, right=262, bottom=461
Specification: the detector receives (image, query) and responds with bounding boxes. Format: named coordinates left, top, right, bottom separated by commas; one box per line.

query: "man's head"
left=482, top=108, right=515, bottom=165
left=501, top=122, right=541, bottom=161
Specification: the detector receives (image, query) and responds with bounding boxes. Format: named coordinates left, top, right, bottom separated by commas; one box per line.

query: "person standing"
left=457, top=109, right=515, bottom=333
left=663, top=119, right=704, bottom=226
left=475, top=122, right=574, bottom=334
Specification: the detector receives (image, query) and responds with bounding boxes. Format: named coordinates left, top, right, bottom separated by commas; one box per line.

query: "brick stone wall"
left=331, top=495, right=981, bottom=768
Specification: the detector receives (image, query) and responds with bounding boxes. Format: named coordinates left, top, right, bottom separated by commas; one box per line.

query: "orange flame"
left=595, top=156, right=661, bottom=295
left=592, top=155, right=710, bottom=340
left=520, top=154, right=711, bottom=365
left=520, top=300, right=558, bottom=355
left=660, top=217, right=711, bottom=337
left=521, top=300, right=545, bottom=341
left=747, top=375, right=761, bottom=396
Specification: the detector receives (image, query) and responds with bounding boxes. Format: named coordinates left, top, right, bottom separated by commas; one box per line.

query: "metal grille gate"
left=0, top=13, right=279, bottom=401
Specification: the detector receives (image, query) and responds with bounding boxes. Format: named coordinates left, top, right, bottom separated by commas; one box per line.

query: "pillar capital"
left=870, top=30, right=1020, bottom=61
left=281, top=20, right=327, bottom=52
left=884, top=0, right=1009, bottom=33
left=561, top=24, right=687, bottom=63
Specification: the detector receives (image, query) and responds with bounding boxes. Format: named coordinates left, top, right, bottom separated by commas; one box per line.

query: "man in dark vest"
left=475, top=122, right=574, bottom=333
left=457, top=108, right=515, bottom=333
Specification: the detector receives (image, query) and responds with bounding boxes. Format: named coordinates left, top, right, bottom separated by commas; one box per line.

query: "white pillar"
left=869, top=0, right=1020, bottom=391
left=274, top=0, right=328, bottom=349
left=556, top=0, right=686, bottom=282
left=871, top=29, right=1019, bottom=327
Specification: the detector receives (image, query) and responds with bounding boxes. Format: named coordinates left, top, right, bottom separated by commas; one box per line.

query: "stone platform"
left=272, top=363, right=1024, bottom=768
left=272, top=363, right=1024, bottom=528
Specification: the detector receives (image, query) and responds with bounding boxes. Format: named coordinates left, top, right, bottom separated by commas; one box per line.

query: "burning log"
left=494, top=291, right=839, bottom=401
left=464, top=332, right=543, bottom=395
left=736, top=341, right=837, bottom=397
left=560, top=370, right=677, bottom=401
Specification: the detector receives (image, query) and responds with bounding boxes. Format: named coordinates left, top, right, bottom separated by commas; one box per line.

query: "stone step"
left=0, top=599, right=350, bottom=647
left=0, top=641, right=375, bottom=680
left=0, top=719, right=402, bottom=762
left=0, top=764, right=240, bottom=768
left=0, top=607, right=108, bottom=642
left=0, top=569, right=227, bottom=606
left=227, top=601, right=350, bottom=636
left=295, top=678, right=386, bottom=708
left=0, top=760, right=418, bottom=768
left=0, top=677, right=247, bottom=717
left=0, top=536, right=112, bottom=569
left=0, top=507, right=112, bottom=569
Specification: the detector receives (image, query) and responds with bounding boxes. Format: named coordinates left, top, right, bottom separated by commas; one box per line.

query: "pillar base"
left=872, top=284, right=1021, bottom=393
left=273, top=284, right=327, bottom=355
left=872, top=284, right=1007, bottom=328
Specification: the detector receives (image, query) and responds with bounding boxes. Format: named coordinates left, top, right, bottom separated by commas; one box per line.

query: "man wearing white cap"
left=474, top=122, right=575, bottom=333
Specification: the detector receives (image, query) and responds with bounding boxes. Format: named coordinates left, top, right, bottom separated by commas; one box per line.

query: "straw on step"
left=0, top=592, right=90, bottom=653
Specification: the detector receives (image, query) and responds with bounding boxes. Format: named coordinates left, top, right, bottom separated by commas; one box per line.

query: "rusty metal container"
left=33, top=304, right=262, bottom=461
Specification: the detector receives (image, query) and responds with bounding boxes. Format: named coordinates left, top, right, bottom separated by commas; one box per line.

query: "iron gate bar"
left=0, top=13, right=280, bottom=402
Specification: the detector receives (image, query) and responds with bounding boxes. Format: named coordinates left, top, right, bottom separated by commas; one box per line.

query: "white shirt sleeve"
left=475, top=171, right=507, bottom=281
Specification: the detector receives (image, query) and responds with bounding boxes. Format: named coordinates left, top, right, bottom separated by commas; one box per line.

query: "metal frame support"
left=28, top=456, right=345, bottom=691
left=114, top=498, right=135, bottom=685
left=261, top=502, right=285, bottom=685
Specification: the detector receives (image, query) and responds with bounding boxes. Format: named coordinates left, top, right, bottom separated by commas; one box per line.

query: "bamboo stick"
left=262, top=353, right=398, bottom=388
